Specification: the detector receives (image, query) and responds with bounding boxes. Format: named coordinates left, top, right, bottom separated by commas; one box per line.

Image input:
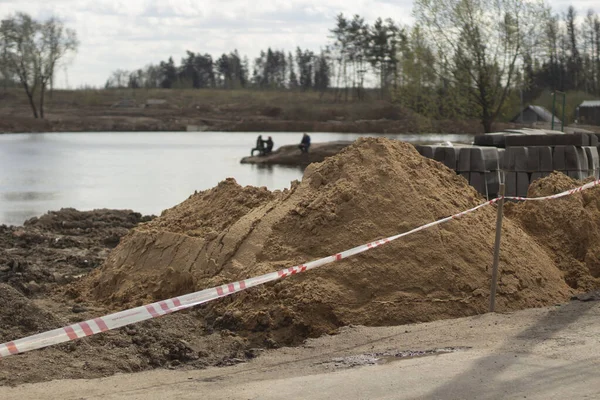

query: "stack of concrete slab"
left=416, top=145, right=502, bottom=198
left=415, top=145, right=461, bottom=171
left=503, top=132, right=598, bottom=147
left=473, top=133, right=511, bottom=148
left=460, top=147, right=503, bottom=198
left=416, top=132, right=600, bottom=199
left=552, top=146, right=588, bottom=180
left=502, top=146, right=555, bottom=197
left=500, top=133, right=600, bottom=196
left=504, top=147, right=530, bottom=198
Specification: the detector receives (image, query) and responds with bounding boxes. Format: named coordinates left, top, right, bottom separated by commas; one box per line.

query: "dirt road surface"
left=2, top=299, right=600, bottom=399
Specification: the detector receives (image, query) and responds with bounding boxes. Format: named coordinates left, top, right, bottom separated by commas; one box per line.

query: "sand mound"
left=83, top=138, right=572, bottom=346
left=506, top=172, right=600, bottom=291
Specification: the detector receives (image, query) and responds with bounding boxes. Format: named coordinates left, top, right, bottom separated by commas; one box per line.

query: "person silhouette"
left=299, top=133, right=311, bottom=153
left=251, top=135, right=265, bottom=156
left=264, top=136, right=274, bottom=154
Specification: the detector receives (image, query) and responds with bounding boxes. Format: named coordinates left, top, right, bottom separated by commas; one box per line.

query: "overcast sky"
left=0, top=0, right=598, bottom=88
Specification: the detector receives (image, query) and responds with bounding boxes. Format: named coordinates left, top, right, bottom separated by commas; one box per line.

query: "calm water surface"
left=0, top=131, right=474, bottom=226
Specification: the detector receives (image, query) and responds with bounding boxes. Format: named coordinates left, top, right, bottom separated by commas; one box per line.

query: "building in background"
left=577, top=100, right=600, bottom=126
left=511, top=105, right=561, bottom=125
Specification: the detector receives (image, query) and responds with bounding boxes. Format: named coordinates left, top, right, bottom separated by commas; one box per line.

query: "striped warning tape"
left=1, top=177, right=597, bottom=358
left=0, top=197, right=499, bottom=358
left=505, top=178, right=600, bottom=201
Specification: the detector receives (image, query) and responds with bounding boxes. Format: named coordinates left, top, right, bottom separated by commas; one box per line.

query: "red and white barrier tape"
left=505, top=178, right=600, bottom=201
left=2, top=177, right=597, bottom=358
left=0, top=198, right=499, bottom=358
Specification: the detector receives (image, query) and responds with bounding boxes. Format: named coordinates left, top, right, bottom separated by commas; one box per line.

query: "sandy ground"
left=2, top=298, right=600, bottom=399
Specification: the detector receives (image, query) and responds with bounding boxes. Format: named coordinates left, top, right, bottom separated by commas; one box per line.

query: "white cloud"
left=0, top=0, right=596, bottom=88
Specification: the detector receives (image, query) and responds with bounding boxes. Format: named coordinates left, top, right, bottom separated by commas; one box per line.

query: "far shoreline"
left=0, top=119, right=489, bottom=135
left=2, top=88, right=598, bottom=136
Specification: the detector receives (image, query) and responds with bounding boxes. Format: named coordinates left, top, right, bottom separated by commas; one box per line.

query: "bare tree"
left=0, top=13, right=78, bottom=118
left=414, top=0, right=549, bottom=132
left=105, top=69, right=130, bottom=88
left=38, top=17, right=78, bottom=117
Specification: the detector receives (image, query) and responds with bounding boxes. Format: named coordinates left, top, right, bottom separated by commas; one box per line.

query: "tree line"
left=103, top=3, right=600, bottom=131
left=411, top=1, right=600, bottom=131
left=2, top=3, right=600, bottom=131
left=105, top=47, right=332, bottom=93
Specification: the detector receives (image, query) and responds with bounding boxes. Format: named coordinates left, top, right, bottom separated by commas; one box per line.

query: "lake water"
left=0, top=132, right=474, bottom=226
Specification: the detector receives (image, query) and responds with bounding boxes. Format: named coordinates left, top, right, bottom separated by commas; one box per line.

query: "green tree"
left=159, top=57, right=177, bottom=88
left=288, top=52, right=298, bottom=89
left=414, top=0, right=549, bottom=132
left=398, top=25, right=438, bottom=116
left=330, top=14, right=350, bottom=101
left=565, top=6, right=582, bottom=90
left=346, top=15, right=368, bottom=100
left=367, top=18, right=401, bottom=99
left=313, top=50, right=331, bottom=93
left=296, top=47, right=314, bottom=91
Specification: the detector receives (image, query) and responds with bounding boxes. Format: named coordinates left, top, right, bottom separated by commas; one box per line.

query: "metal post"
left=551, top=92, right=556, bottom=131
left=489, top=181, right=505, bottom=313
left=561, top=93, right=566, bottom=132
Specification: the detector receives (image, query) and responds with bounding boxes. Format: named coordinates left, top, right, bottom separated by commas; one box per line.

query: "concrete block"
left=469, top=172, right=485, bottom=195
left=531, top=172, right=551, bottom=183
left=416, top=145, right=435, bottom=159
left=505, top=135, right=546, bottom=147
left=558, top=133, right=589, bottom=146
left=526, top=146, right=554, bottom=172
left=473, top=135, right=495, bottom=147
left=591, top=134, right=599, bottom=147
left=577, top=147, right=588, bottom=171
left=517, top=172, right=530, bottom=197
left=553, top=146, right=568, bottom=170
left=554, top=145, right=587, bottom=171
left=484, top=171, right=501, bottom=197
left=505, top=147, right=529, bottom=172
left=473, top=134, right=507, bottom=148
left=458, top=148, right=471, bottom=172
left=470, top=147, right=500, bottom=172
left=433, top=147, right=446, bottom=163
left=441, top=147, right=460, bottom=170
left=577, top=133, right=591, bottom=146
left=567, top=170, right=586, bottom=180
left=459, top=171, right=470, bottom=182
left=506, top=133, right=590, bottom=147
left=538, top=146, right=553, bottom=172
left=525, top=146, right=539, bottom=172
left=497, top=148, right=506, bottom=170
left=505, top=171, right=517, bottom=197
left=584, top=147, right=600, bottom=179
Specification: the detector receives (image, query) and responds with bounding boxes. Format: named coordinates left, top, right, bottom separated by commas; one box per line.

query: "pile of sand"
left=506, top=172, right=600, bottom=291
left=83, top=138, right=572, bottom=346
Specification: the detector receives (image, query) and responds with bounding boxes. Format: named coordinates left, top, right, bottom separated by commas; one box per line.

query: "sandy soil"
left=3, top=139, right=600, bottom=396
left=82, top=139, right=574, bottom=352
left=0, top=210, right=257, bottom=386
left=2, top=295, right=600, bottom=399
